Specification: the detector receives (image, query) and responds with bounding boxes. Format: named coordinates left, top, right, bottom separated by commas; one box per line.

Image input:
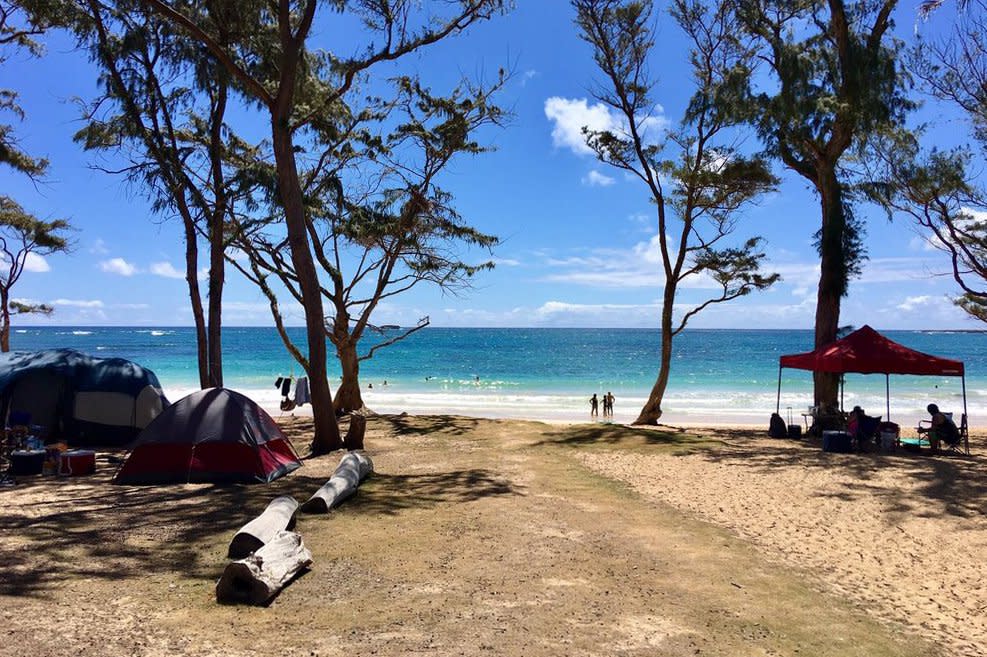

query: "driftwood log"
left=300, top=452, right=374, bottom=514
left=216, top=530, right=312, bottom=605
left=228, top=496, right=299, bottom=559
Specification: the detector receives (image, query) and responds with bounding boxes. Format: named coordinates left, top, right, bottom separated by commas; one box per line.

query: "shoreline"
left=207, top=384, right=985, bottom=433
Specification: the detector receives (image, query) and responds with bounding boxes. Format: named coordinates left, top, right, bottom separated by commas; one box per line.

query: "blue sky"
left=2, top=2, right=982, bottom=330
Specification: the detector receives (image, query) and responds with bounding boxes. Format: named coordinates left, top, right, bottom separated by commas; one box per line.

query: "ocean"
left=9, top=326, right=986, bottom=428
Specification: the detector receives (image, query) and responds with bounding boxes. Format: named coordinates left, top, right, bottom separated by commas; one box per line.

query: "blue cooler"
left=822, top=430, right=853, bottom=453
left=11, top=449, right=45, bottom=475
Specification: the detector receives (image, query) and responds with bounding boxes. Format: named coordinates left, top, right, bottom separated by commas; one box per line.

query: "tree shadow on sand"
left=376, top=413, right=484, bottom=438
left=0, top=447, right=520, bottom=599
left=349, top=469, right=520, bottom=517
left=532, top=423, right=725, bottom=450
left=690, top=432, right=987, bottom=521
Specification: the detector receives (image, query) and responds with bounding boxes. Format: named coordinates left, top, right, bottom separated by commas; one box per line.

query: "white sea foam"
left=161, top=383, right=986, bottom=430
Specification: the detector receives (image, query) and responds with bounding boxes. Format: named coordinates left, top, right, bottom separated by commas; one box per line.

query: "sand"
left=0, top=415, right=982, bottom=656
left=577, top=426, right=987, bottom=657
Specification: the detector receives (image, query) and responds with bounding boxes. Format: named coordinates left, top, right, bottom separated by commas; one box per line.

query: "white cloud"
left=89, top=239, right=109, bottom=255
left=51, top=298, right=104, bottom=308
left=492, top=257, right=521, bottom=267
left=23, top=252, right=50, bottom=273
left=961, top=206, right=987, bottom=223
left=897, top=295, right=933, bottom=312
left=544, top=97, right=670, bottom=157
left=521, top=69, right=538, bottom=86
left=150, top=261, right=185, bottom=279
left=582, top=170, right=616, bottom=187
left=100, top=258, right=138, bottom=276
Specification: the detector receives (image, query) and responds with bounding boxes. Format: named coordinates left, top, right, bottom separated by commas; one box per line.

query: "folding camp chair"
left=918, top=412, right=965, bottom=455
left=946, top=414, right=970, bottom=456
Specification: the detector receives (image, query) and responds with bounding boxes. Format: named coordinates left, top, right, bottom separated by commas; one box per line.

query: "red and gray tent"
left=114, top=387, right=301, bottom=485
left=775, top=325, right=967, bottom=438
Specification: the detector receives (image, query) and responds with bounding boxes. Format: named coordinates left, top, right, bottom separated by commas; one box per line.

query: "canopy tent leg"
left=840, top=375, right=845, bottom=412
left=775, top=366, right=783, bottom=414
left=885, top=374, right=891, bottom=421
left=962, top=374, right=969, bottom=455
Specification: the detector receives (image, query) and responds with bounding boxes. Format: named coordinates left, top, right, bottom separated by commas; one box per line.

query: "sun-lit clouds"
left=89, top=239, right=109, bottom=255
left=544, top=96, right=669, bottom=157
left=582, top=170, right=616, bottom=187
left=150, top=261, right=185, bottom=279
left=897, top=295, right=934, bottom=312
left=99, top=257, right=138, bottom=276
left=492, top=257, right=521, bottom=267
left=23, top=252, right=49, bottom=273
left=51, top=298, right=105, bottom=308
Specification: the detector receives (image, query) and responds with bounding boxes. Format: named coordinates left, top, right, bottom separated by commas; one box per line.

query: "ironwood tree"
left=730, top=0, right=913, bottom=408
left=73, top=0, right=255, bottom=389
left=573, top=0, right=780, bottom=425
left=0, top=198, right=70, bottom=351
left=867, top=2, right=987, bottom=323
left=0, top=1, right=72, bottom=350
left=140, top=0, right=508, bottom=453
left=231, top=75, right=505, bottom=414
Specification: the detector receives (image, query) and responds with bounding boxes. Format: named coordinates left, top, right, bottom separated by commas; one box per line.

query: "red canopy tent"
left=776, top=326, right=967, bottom=446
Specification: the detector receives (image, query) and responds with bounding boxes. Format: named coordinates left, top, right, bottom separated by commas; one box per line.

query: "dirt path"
left=0, top=415, right=942, bottom=657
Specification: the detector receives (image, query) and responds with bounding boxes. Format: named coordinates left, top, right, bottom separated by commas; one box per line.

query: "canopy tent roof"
left=779, top=325, right=964, bottom=377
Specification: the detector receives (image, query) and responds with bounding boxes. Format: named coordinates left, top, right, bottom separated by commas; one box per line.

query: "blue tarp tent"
left=0, top=349, right=169, bottom=447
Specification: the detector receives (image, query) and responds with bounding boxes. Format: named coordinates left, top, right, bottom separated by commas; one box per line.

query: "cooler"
left=10, top=449, right=45, bottom=475
left=822, top=430, right=853, bottom=453
left=58, top=450, right=96, bottom=476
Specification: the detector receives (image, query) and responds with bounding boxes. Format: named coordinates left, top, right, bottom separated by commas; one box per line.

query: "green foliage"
left=574, top=0, right=780, bottom=335
left=732, top=0, right=913, bottom=298
left=865, top=131, right=987, bottom=325
left=9, top=300, right=53, bottom=315
left=0, top=196, right=71, bottom=322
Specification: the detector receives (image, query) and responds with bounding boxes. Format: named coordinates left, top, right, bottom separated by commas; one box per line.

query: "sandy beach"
left=1, top=415, right=983, bottom=656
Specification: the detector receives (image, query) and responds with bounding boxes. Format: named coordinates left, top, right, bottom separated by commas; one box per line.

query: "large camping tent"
left=776, top=325, right=967, bottom=450
left=114, top=387, right=301, bottom=485
left=0, top=348, right=168, bottom=446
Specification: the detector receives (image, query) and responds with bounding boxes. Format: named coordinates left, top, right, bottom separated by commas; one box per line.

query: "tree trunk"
left=334, top=339, right=364, bottom=414
left=207, top=217, right=224, bottom=389
left=182, top=215, right=209, bottom=388
left=271, top=116, right=341, bottom=454
left=0, top=288, right=9, bottom=353
left=206, top=81, right=228, bottom=389
left=634, top=286, right=676, bottom=425
left=813, top=166, right=845, bottom=408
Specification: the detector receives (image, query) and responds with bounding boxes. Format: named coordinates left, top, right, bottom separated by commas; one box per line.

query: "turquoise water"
left=9, top=327, right=987, bottom=426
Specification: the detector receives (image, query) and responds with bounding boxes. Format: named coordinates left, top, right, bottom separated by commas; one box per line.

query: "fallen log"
left=228, top=495, right=299, bottom=559
left=216, top=530, right=312, bottom=605
left=300, top=452, right=374, bottom=514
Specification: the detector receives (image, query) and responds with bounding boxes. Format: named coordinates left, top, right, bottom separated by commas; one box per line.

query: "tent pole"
left=840, top=374, right=844, bottom=412
left=775, top=366, right=783, bottom=414
left=885, top=374, right=890, bottom=421
left=962, top=374, right=969, bottom=455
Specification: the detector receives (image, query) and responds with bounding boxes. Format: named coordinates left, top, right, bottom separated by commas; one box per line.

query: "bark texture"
left=300, top=452, right=374, bottom=514
left=216, top=530, right=312, bottom=605
left=228, top=496, right=299, bottom=559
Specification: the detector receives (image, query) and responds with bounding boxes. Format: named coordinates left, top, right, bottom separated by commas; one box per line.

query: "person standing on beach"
left=605, top=392, right=615, bottom=417
left=590, top=393, right=599, bottom=416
